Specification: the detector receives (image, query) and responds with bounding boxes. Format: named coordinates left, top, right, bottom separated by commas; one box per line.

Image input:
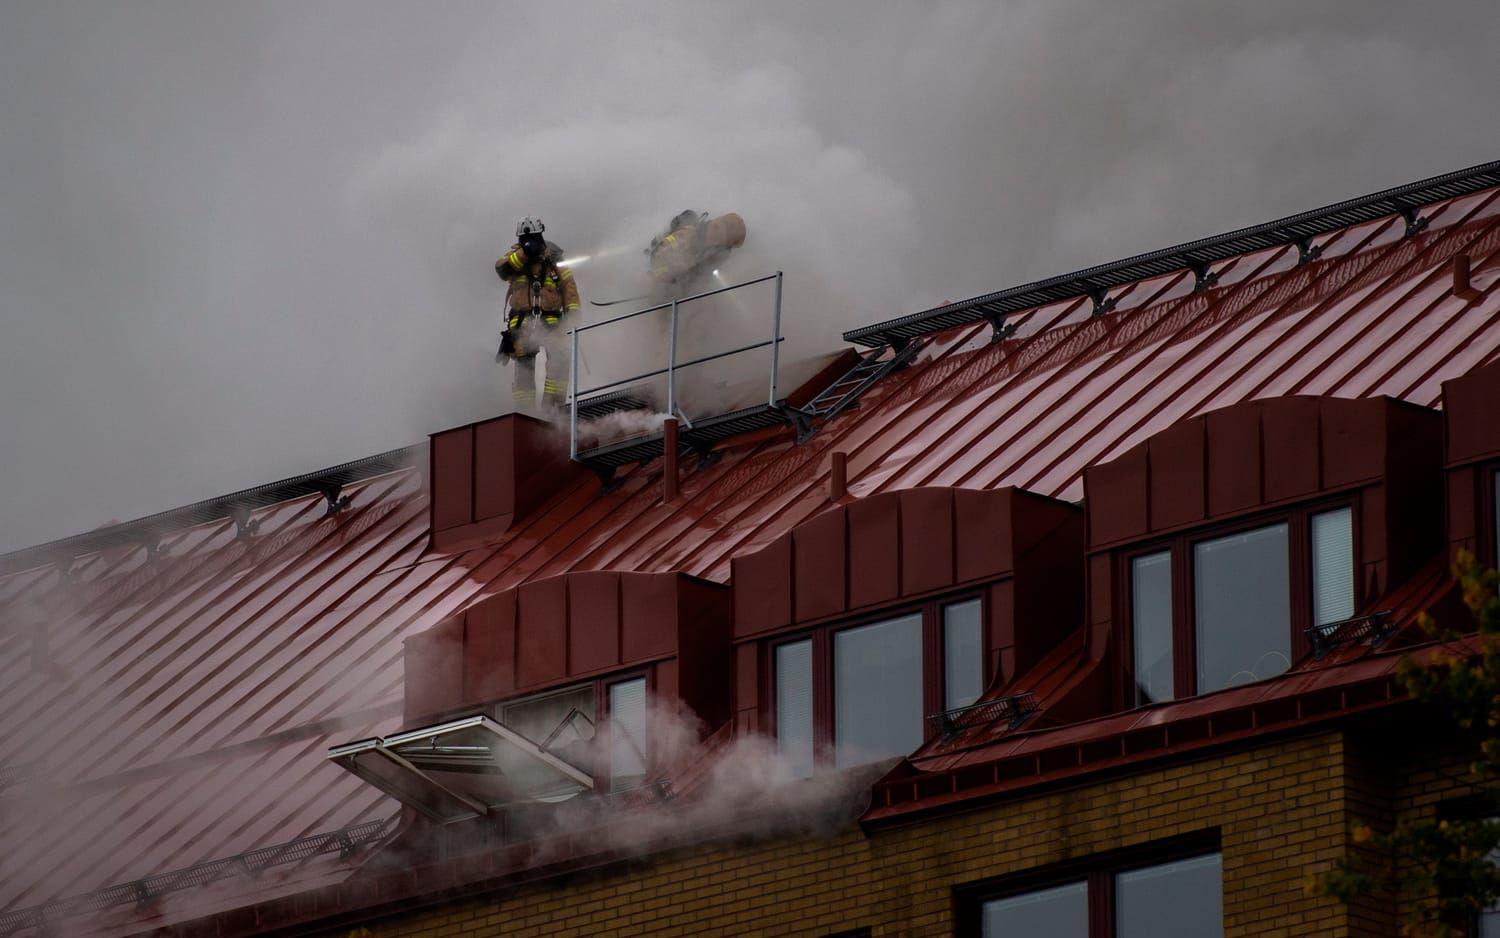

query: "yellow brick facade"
left=326, top=729, right=1410, bottom=938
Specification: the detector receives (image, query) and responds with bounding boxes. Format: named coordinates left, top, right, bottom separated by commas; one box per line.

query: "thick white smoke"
left=4, top=0, right=1499, bottom=548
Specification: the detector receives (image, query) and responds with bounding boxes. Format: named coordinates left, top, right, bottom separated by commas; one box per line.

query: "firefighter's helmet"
left=515, top=216, right=546, bottom=239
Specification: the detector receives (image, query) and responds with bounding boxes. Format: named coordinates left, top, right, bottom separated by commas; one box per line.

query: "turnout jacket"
left=496, top=242, right=580, bottom=326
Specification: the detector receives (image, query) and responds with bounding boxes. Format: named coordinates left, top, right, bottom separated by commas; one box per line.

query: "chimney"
left=1454, top=253, right=1482, bottom=302
left=428, top=413, right=583, bottom=551
left=829, top=450, right=848, bottom=501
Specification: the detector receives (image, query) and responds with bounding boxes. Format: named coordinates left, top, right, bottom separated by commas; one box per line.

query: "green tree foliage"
left=1320, top=552, right=1500, bottom=936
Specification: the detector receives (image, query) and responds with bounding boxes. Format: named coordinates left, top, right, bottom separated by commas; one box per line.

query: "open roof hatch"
left=328, top=713, right=594, bottom=823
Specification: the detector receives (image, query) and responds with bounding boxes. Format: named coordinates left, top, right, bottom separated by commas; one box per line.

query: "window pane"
left=1483, top=838, right=1500, bottom=937
left=944, top=600, right=984, bottom=711
left=775, top=640, right=815, bottom=779
left=1194, top=524, right=1291, bottom=693
left=1116, top=853, right=1223, bottom=938
left=500, top=685, right=595, bottom=743
left=834, top=614, right=923, bottom=768
left=608, top=678, right=647, bottom=792
left=1311, top=508, right=1355, bottom=626
left=1131, top=551, right=1174, bottom=705
left=981, top=880, right=1088, bottom=938
left=500, top=684, right=596, bottom=772
left=1482, top=911, right=1500, bottom=938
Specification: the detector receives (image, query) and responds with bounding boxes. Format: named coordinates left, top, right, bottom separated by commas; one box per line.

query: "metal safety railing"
left=568, top=272, right=784, bottom=460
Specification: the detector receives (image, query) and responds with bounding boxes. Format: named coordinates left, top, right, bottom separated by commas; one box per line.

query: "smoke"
left=3, top=1, right=1499, bottom=551
left=575, top=411, right=671, bottom=450
left=519, top=700, right=881, bottom=864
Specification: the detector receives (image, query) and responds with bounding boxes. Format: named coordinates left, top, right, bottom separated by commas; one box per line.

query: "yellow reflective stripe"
left=663, top=234, right=677, bottom=246
left=507, top=251, right=525, bottom=270
left=564, top=304, right=580, bottom=311
left=559, top=268, right=573, bottom=280
left=543, top=380, right=567, bottom=392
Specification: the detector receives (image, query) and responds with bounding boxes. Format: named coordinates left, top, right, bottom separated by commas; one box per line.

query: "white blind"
left=608, top=678, right=647, bottom=792
left=775, top=640, right=814, bottom=778
left=1311, top=508, right=1355, bottom=626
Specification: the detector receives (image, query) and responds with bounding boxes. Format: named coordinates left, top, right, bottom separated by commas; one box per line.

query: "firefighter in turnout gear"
left=497, top=216, right=580, bottom=408
left=647, top=210, right=747, bottom=286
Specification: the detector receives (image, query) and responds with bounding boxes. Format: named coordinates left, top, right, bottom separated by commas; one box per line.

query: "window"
left=1493, top=469, right=1500, bottom=566
left=1194, top=523, right=1291, bottom=693
left=965, top=845, right=1223, bottom=938
left=608, top=678, right=647, bottom=792
left=1478, top=818, right=1500, bottom=937
left=981, top=880, right=1087, bottom=936
left=1130, top=552, right=1173, bottom=705
left=771, top=594, right=988, bottom=772
left=1125, top=502, right=1357, bottom=703
left=1310, top=508, right=1355, bottom=626
left=834, top=613, right=924, bottom=767
left=492, top=674, right=652, bottom=793
left=776, top=640, right=815, bottom=779
left=944, top=599, right=985, bottom=710
left=1114, top=854, right=1222, bottom=938
left=500, top=684, right=595, bottom=744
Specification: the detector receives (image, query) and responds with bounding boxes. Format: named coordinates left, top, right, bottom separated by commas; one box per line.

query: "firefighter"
left=496, top=216, right=580, bottom=408
left=647, top=210, right=745, bottom=286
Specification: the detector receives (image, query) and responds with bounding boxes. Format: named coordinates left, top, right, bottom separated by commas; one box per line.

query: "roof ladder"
left=791, top=338, right=925, bottom=442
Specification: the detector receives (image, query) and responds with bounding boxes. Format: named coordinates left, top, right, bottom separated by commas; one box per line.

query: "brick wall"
left=323, top=730, right=1386, bottom=938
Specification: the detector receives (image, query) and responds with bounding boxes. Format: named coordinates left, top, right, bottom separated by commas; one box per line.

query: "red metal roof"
left=3, top=169, right=1500, bottom=934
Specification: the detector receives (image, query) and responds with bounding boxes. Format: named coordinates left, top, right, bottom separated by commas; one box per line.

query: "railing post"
left=569, top=326, right=579, bottom=459
left=662, top=417, right=679, bottom=502
left=768, top=270, right=784, bottom=406
left=667, top=299, right=679, bottom=419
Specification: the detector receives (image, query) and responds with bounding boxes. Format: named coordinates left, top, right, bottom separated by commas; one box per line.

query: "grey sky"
left=1, top=2, right=1496, bottom=553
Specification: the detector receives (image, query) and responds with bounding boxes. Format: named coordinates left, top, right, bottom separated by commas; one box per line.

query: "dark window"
left=944, top=599, right=985, bottom=710
left=1130, top=551, right=1173, bottom=705
left=775, top=639, right=815, bottom=778
left=1478, top=818, right=1500, bottom=937
left=1193, top=523, right=1291, bottom=692
left=492, top=672, right=652, bottom=793
left=1493, top=469, right=1500, bottom=567
left=1114, top=853, right=1223, bottom=938
left=500, top=684, right=595, bottom=744
left=981, top=880, right=1088, bottom=936
left=1124, top=501, right=1357, bottom=703
left=769, top=592, right=988, bottom=772
left=834, top=613, right=923, bottom=767
left=964, top=842, right=1223, bottom=938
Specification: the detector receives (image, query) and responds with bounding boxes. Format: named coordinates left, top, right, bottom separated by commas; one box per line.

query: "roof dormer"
left=332, top=570, right=730, bottom=823
left=729, top=486, right=1083, bottom=773
left=1084, top=395, right=1442, bottom=707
